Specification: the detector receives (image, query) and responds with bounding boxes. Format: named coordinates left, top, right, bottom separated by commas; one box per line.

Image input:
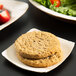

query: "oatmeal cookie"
left=17, top=51, right=62, bottom=68
left=15, top=31, right=61, bottom=59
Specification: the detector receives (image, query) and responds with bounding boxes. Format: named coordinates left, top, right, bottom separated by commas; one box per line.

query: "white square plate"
left=2, top=28, right=75, bottom=73
left=29, top=0, right=76, bottom=22
left=0, top=0, right=29, bottom=30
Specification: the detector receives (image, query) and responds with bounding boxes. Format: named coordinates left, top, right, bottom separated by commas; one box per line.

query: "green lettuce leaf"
left=60, top=0, right=76, bottom=6
left=34, top=0, right=47, bottom=6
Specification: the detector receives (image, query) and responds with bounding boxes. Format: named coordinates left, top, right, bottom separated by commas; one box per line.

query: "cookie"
left=15, top=31, right=61, bottom=59
left=17, top=51, right=62, bottom=68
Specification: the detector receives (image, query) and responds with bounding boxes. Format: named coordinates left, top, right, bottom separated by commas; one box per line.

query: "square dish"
left=0, top=0, right=29, bottom=30
left=2, top=28, right=75, bottom=73
left=29, top=0, right=76, bottom=22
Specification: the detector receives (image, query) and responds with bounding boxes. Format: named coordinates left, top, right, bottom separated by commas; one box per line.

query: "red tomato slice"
left=50, top=0, right=60, bottom=7
left=0, top=10, right=10, bottom=24
left=0, top=4, right=3, bottom=9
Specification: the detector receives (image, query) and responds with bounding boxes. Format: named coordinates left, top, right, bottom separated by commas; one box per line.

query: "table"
left=0, top=0, right=76, bottom=76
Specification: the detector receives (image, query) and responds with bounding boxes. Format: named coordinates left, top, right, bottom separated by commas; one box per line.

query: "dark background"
left=0, top=0, right=76, bottom=76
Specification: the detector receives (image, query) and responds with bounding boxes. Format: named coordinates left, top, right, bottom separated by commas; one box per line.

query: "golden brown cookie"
left=17, top=51, right=62, bottom=68
left=15, top=31, right=61, bottom=59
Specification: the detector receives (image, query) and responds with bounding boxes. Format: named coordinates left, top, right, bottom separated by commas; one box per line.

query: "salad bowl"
left=29, top=0, right=76, bottom=23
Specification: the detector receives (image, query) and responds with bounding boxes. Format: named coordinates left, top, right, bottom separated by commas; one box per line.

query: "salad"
left=33, top=0, right=76, bottom=16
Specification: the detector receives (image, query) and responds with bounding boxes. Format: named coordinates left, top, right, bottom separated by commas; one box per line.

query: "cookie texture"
left=15, top=31, right=61, bottom=59
left=17, top=51, right=62, bottom=68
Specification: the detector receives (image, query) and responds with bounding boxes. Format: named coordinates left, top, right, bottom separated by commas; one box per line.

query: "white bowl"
left=2, top=28, right=75, bottom=73
left=29, top=0, right=76, bottom=23
left=0, top=0, right=29, bottom=30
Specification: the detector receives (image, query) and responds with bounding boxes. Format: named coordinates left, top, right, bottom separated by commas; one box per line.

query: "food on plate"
left=15, top=31, right=61, bottom=59
left=15, top=31, right=63, bottom=67
left=33, top=0, right=76, bottom=16
left=0, top=4, right=10, bottom=25
left=17, top=51, right=62, bottom=67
